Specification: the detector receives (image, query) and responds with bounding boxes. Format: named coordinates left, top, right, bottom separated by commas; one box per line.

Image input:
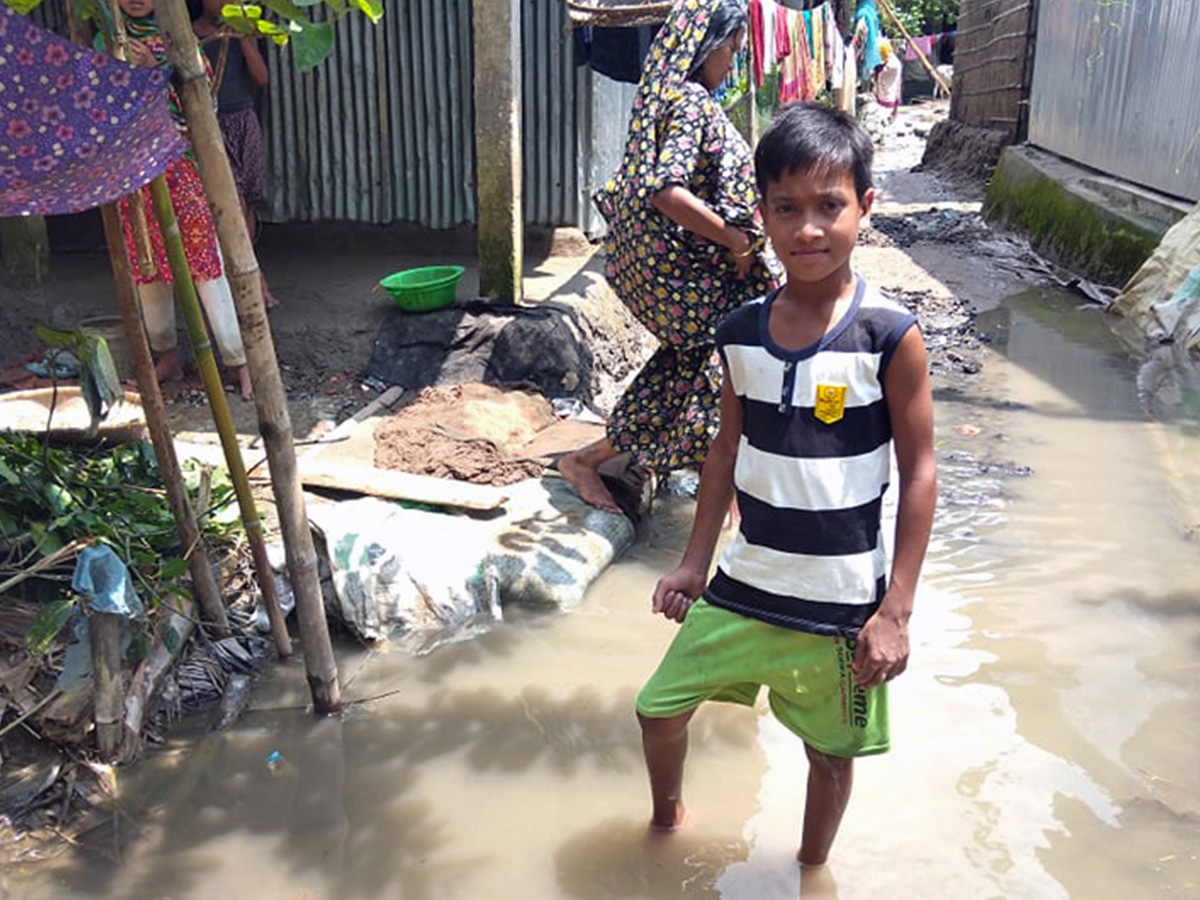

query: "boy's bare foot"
left=649, top=802, right=688, bottom=833
left=559, top=453, right=621, bottom=514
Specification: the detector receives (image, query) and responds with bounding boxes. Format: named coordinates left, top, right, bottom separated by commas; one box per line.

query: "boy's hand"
left=652, top=567, right=705, bottom=623
left=851, top=607, right=910, bottom=689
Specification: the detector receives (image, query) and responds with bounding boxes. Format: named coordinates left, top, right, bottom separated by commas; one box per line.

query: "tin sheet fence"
left=1028, top=0, right=1200, bottom=202
left=261, top=0, right=625, bottom=228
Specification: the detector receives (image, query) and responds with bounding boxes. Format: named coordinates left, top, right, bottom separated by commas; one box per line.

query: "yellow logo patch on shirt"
left=814, top=383, right=847, bottom=424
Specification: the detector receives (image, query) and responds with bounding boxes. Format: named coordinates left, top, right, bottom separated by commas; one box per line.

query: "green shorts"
left=636, top=598, right=889, bottom=758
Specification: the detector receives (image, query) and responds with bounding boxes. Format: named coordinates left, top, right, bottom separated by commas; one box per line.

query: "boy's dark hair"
left=754, top=102, right=874, bottom=200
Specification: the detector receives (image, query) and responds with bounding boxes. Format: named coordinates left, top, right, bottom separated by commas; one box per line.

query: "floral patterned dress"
left=113, top=18, right=222, bottom=286
left=594, top=0, right=776, bottom=473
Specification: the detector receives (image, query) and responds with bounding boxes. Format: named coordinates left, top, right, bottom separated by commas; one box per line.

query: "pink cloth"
left=905, top=34, right=936, bottom=61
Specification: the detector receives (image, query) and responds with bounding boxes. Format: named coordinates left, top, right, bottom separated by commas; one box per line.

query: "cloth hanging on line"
left=855, top=0, right=882, bottom=80
left=778, top=8, right=809, bottom=102
left=904, top=33, right=936, bottom=61
left=0, top=5, right=187, bottom=216
left=810, top=5, right=825, bottom=91
left=773, top=1, right=790, bottom=64
left=749, top=0, right=766, bottom=85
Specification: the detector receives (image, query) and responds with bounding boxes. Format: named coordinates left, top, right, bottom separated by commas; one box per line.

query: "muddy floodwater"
left=9, top=287, right=1200, bottom=900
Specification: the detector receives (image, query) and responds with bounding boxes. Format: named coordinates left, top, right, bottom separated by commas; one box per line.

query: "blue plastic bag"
left=71, top=544, right=144, bottom=619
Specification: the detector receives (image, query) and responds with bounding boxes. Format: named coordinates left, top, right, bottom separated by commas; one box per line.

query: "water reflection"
left=10, top=290, right=1200, bottom=899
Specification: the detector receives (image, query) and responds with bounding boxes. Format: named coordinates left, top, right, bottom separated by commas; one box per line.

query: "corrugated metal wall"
left=950, top=0, right=1036, bottom=140
left=262, top=0, right=476, bottom=227
left=262, top=0, right=596, bottom=228
left=1028, top=0, right=1200, bottom=202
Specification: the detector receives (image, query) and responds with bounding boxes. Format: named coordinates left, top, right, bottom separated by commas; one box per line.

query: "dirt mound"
left=373, top=384, right=553, bottom=486
left=918, top=119, right=1011, bottom=184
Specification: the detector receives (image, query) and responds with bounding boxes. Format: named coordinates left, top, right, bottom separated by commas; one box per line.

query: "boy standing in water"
left=636, top=102, right=936, bottom=866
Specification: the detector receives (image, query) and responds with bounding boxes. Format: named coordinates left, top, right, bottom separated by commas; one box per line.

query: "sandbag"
left=1111, top=201, right=1200, bottom=348
left=307, top=477, right=634, bottom=644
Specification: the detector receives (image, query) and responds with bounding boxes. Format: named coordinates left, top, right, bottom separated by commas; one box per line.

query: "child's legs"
left=636, top=600, right=764, bottom=829
left=799, top=743, right=853, bottom=866
left=637, top=708, right=695, bottom=830
left=195, top=274, right=246, bottom=367
left=138, top=281, right=177, bottom=353
left=764, top=632, right=889, bottom=864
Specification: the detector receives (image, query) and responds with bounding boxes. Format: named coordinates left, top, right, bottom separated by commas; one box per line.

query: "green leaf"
left=290, top=18, right=334, bottom=70
left=349, top=0, right=381, bottom=24
left=127, top=631, right=151, bottom=663
left=293, top=0, right=323, bottom=7
left=89, top=337, right=123, bottom=412
left=26, top=598, right=77, bottom=655
left=30, top=522, right=63, bottom=557
left=259, top=0, right=306, bottom=20
left=43, top=483, right=72, bottom=515
left=0, top=459, right=18, bottom=485
left=161, top=557, right=189, bottom=579
left=35, top=326, right=79, bottom=350
left=163, top=625, right=181, bottom=654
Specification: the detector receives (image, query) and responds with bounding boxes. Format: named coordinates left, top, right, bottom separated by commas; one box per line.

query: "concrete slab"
left=984, top=145, right=1192, bottom=286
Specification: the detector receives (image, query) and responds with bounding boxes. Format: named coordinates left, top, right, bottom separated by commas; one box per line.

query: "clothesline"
left=748, top=0, right=847, bottom=104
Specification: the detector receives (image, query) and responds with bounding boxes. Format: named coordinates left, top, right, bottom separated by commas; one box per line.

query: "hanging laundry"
left=825, top=2, right=843, bottom=91
left=774, top=1, right=790, bottom=64
left=905, top=33, right=936, bottom=62
left=779, top=7, right=812, bottom=103
left=797, top=9, right=816, bottom=100
left=855, top=0, right=882, bottom=81
left=810, top=4, right=826, bottom=94
left=750, top=0, right=766, bottom=85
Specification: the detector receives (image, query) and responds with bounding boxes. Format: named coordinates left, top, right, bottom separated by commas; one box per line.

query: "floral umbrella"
left=0, top=5, right=186, bottom=216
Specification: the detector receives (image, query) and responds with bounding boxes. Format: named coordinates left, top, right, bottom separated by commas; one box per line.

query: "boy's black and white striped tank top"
left=708, top=278, right=918, bottom=637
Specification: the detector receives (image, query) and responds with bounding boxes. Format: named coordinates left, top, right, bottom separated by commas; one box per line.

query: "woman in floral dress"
left=560, top=0, right=776, bottom=513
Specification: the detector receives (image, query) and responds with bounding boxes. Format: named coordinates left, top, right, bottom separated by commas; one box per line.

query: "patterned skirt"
left=119, top=156, right=222, bottom=286
left=607, top=342, right=723, bottom=473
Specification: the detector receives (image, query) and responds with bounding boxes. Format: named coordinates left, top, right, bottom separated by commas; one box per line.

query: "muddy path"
left=6, top=101, right=1200, bottom=900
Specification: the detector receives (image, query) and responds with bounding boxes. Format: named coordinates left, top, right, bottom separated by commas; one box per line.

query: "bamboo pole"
left=145, top=176, right=292, bottom=660
left=67, top=0, right=229, bottom=635
left=90, top=611, right=123, bottom=761
left=875, top=0, right=952, bottom=95
left=154, top=0, right=341, bottom=714
left=99, top=205, right=231, bottom=635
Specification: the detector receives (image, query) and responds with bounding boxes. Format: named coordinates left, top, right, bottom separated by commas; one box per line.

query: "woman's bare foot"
left=560, top=454, right=621, bottom=513
left=558, top=438, right=623, bottom=513
left=235, top=364, right=253, bottom=401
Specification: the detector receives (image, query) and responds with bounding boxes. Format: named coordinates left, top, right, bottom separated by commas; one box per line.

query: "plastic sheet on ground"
left=1111, top=200, right=1200, bottom=349
left=307, top=477, right=635, bottom=644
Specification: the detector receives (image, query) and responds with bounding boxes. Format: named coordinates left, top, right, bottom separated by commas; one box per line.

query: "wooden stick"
left=0, top=536, right=92, bottom=596
left=155, top=0, right=341, bottom=714
left=876, top=0, right=952, bottom=95
left=90, top=611, right=123, bottom=761
left=0, top=689, right=61, bottom=742
left=121, top=593, right=195, bottom=761
left=84, top=3, right=230, bottom=636
left=146, top=175, right=291, bottom=659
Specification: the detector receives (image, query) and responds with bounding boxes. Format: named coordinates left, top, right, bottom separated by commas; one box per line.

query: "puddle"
left=9, top=288, right=1200, bottom=899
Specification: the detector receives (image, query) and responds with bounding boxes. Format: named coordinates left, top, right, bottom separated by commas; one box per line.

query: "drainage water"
left=12, top=288, right=1200, bottom=900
